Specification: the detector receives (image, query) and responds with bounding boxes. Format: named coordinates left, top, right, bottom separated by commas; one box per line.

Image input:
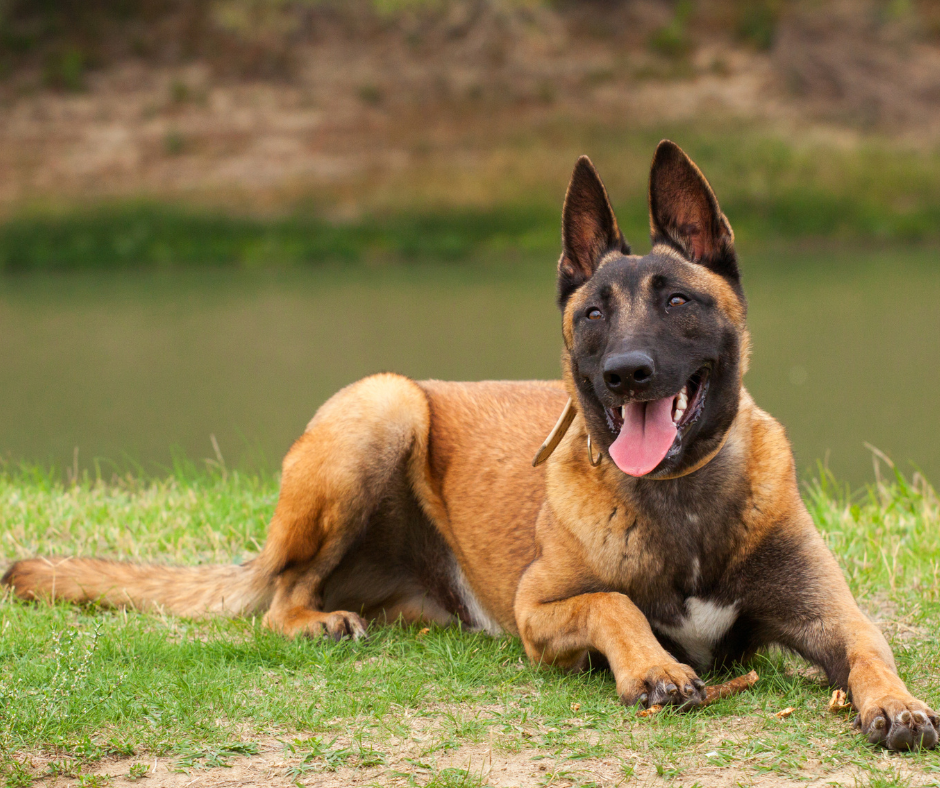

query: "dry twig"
left=703, top=670, right=760, bottom=706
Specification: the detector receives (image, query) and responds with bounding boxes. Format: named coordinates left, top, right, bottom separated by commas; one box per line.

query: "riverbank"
left=3, top=1, right=940, bottom=272
left=4, top=123, right=940, bottom=273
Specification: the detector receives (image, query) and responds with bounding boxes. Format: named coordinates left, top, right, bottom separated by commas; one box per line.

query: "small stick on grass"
left=702, top=669, right=759, bottom=706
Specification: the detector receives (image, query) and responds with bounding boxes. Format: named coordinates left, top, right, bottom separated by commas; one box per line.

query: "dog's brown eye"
left=668, top=295, right=688, bottom=307
left=587, top=308, right=603, bottom=320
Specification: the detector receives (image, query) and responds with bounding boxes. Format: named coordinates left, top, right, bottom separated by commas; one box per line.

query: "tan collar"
left=531, top=398, right=577, bottom=467
left=532, top=398, right=732, bottom=480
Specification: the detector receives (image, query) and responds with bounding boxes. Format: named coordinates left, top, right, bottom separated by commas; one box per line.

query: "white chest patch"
left=452, top=564, right=504, bottom=636
left=657, top=597, right=739, bottom=668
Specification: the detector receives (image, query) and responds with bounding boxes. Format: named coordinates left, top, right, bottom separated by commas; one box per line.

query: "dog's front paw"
left=619, top=661, right=705, bottom=710
left=855, top=696, right=938, bottom=751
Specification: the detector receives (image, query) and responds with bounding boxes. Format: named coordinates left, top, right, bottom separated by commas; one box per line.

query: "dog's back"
left=3, top=376, right=566, bottom=633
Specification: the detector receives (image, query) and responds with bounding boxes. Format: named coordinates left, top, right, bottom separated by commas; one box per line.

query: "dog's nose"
left=603, top=351, right=656, bottom=394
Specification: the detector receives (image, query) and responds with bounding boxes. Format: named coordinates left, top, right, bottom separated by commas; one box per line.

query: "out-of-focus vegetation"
left=2, top=0, right=938, bottom=83
left=0, top=205, right=555, bottom=272
left=0, top=0, right=788, bottom=85
left=2, top=2, right=940, bottom=271
left=4, top=128, right=940, bottom=272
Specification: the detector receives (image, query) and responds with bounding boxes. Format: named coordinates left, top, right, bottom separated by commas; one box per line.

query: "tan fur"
left=5, top=557, right=269, bottom=616
left=651, top=246, right=747, bottom=329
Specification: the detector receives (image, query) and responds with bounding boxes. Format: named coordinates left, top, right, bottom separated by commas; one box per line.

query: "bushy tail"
left=2, top=557, right=272, bottom=618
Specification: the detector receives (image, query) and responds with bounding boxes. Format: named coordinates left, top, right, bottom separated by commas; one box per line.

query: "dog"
left=4, top=141, right=936, bottom=751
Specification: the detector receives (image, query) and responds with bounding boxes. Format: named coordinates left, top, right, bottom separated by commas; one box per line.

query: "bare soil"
left=22, top=733, right=929, bottom=788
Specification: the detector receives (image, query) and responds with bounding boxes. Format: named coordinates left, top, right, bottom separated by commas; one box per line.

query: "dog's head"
left=558, top=140, right=749, bottom=479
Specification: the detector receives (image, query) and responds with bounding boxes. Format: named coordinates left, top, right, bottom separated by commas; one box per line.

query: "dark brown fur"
left=4, top=142, right=936, bottom=751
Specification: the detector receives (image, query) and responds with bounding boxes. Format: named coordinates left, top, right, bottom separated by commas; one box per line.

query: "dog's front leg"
left=785, top=598, right=937, bottom=749
left=757, top=524, right=938, bottom=750
left=514, top=524, right=705, bottom=709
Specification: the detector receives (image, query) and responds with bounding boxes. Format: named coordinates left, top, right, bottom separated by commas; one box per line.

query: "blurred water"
left=0, top=243, right=937, bottom=488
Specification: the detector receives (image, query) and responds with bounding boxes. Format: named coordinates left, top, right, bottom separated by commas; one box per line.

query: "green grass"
left=4, top=129, right=940, bottom=273
left=1, top=462, right=939, bottom=786
left=0, top=206, right=560, bottom=273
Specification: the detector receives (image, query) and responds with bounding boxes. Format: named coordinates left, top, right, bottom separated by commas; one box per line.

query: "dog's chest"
left=653, top=596, right=740, bottom=668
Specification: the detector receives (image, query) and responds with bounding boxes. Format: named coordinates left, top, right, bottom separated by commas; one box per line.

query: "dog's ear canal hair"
left=557, top=156, right=629, bottom=309
left=648, top=140, right=741, bottom=286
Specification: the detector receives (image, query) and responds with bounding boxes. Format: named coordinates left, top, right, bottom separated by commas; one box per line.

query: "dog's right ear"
left=557, top=156, right=629, bottom=309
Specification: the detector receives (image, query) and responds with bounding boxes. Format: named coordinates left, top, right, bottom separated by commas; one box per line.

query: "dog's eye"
left=668, top=294, right=689, bottom=308
left=586, top=308, right=603, bottom=320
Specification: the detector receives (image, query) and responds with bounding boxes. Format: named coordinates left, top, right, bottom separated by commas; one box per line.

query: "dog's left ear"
left=557, top=156, right=630, bottom=308
left=649, top=140, right=740, bottom=284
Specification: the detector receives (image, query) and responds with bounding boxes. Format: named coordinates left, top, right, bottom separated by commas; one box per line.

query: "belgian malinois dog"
left=5, top=141, right=936, bottom=750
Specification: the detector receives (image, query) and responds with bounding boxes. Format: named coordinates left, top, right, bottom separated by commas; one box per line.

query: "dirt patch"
left=23, top=736, right=934, bottom=788
left=29, top=740, right=301, bottom=788
left=16, top=692, right=936, bottom=787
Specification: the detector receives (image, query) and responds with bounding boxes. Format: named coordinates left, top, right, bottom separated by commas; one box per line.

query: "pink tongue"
left=608, top=396, right=677, bottom=477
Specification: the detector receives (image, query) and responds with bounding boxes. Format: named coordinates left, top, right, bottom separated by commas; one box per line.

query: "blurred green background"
left=0, top=0, right=938, bottom=485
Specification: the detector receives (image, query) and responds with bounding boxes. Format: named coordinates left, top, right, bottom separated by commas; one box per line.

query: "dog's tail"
left=1, top=556, right=272, bottom=618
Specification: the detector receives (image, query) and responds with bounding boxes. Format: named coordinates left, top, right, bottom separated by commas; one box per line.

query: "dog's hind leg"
left=255, top=373, right=431, bottom=640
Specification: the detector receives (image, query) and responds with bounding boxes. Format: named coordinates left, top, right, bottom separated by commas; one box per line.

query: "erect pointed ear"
left=649, top=140, right=739, bottom=283
left=557, top=156, right=630, bottom=308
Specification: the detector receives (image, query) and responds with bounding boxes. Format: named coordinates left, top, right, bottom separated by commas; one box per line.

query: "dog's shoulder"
left=734, top=389, right=810, bottom=538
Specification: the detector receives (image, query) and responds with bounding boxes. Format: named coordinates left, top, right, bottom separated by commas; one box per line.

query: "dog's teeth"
left=676, top=387, right=688, bottom=411
left=672, top=386, right=688, bottom=426
left=621, top=405, right=625, bottom=420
